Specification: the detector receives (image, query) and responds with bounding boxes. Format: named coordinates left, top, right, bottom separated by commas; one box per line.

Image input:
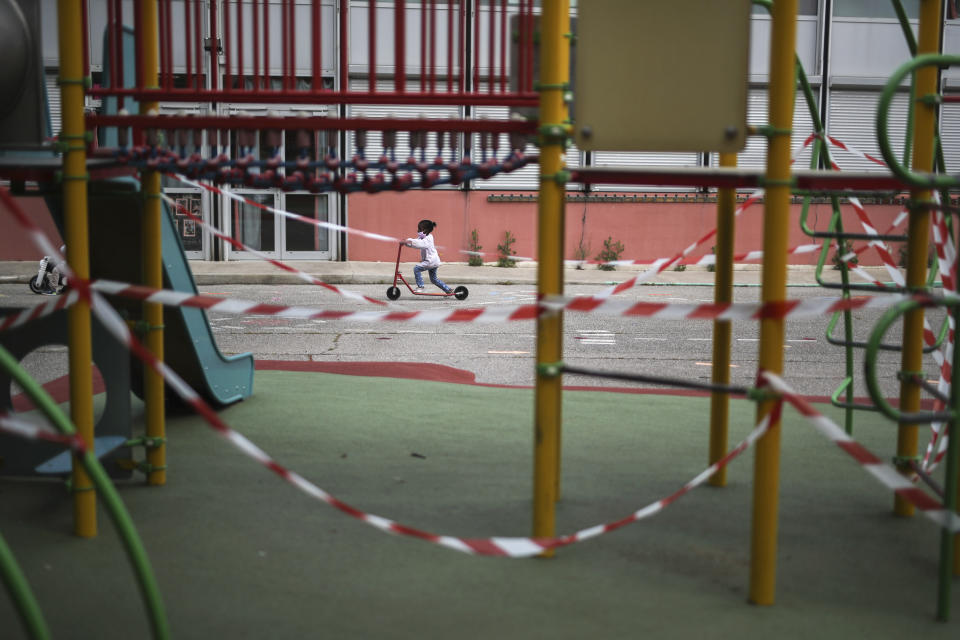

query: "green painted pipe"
left=0, top=531, right=49, bottom=639
left=0, top=345, right=170, bottom=639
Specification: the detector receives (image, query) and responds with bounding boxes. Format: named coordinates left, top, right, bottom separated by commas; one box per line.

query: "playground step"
left=35, top=435, right=127, bottom=475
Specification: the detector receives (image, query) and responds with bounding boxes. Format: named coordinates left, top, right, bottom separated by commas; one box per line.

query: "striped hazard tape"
left=0, top=276, right=938, bottom=333
left=761, top=371, right=960, bottom=533
left=161, top=193, right=389, bottom=307
left=5, top=188, right=957, bottom=558
left=0, top=412, right=87, bottom=451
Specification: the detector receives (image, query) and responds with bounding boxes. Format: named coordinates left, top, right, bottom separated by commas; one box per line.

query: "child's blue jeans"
left=414, top=265, right=451, bottom=292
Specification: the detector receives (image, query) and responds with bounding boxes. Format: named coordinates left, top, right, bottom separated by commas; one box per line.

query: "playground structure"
left=1, top=1, right=960, bottom=638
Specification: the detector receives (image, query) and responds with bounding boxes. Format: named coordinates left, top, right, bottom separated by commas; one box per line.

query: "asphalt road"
left=1, top=281, right=944, bottom=400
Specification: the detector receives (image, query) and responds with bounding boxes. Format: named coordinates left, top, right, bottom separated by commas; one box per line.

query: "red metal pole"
left=487, top=0, right=494, bottom=93
left=209, top=0, right=219, bottom=91
left=524, top=0, right=533, bottom=92
left=237, top=0, right=245, bottom=90
left=313, top=0, right=322, bottom=90
left=429, top=0, right=437, bottom=93
left=473, top=0, right=480, bottom=92
left=396, top=0, right=406, bottom=93
left=339, top=0, right=349, bottom=91
left=420, top=1, right=426, bottom=89
left=107, top=0, right=117, bottom=88
left=289, top=0, right=297, bottom=91
left=447, top=0, right=453, bottom=92
left=281, top=0, right=289, bottom=89
left=499, top=0, right=506, bottom=93
left=369, top=0, right=377, bottom=92
left=166, top=0, right=174, bottom=90
left=517, top=0, right=525, bottom=92
left=459, top=0, right=465, bottom=92
left=253, top=0, right=260, bottom=89
left=194, top=0, right=202, bottom=88
left=185, top=0, right=193, bottom=90
left=262, top=1, right=269, bottom=89
left=223, top=0, right=232, bottom=91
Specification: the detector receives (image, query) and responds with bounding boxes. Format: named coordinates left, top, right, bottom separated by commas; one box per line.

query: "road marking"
left=787, top=338, right=816, bottom=342
left=696, top=362, right=739, bottom=367
left=578, top=339, right=615, bottom=345
left=737, top=338, right=759, bottom=342
left=488, top=350, right=530, bottom=354
left=634, top=337, right=667, bottom=341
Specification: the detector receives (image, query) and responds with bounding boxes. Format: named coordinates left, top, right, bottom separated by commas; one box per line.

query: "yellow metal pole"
left=708, top=152, right=737, bottom=487
left=139, top=0, right=166, bottom=486
left=58, top=0, right=97, bottom=537
left=894, top=0, right=941, bottom=517
left=749, top=0, right=797, bottom=606
left=533, top=0, right=569, bottom=555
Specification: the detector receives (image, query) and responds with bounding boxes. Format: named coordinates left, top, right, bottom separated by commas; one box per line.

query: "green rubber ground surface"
left=2, top=370, right=959, bottom=638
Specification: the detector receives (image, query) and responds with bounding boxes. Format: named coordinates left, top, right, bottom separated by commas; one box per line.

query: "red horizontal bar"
left=571, top=167, right=910, bottom=191
left=87, top=114, right=538, bottom=134
left=86, top=88, right=540, bottom=108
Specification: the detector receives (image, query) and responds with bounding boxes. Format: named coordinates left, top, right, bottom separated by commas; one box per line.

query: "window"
left=834, top=0, right=919, bottom=19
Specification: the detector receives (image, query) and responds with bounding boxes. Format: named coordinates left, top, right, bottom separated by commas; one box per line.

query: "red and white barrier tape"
left=0, top=412, right=87, bottom=452
left=0, top=186, right=778, bottom=558
left=161, top=193, right=388, bottom=307
left=171, top=172, right=537, bottom=264
left=761, top=371, right=960, bottom=533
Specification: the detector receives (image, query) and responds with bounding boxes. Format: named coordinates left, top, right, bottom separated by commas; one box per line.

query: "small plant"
left=573, top=240, right=590, bottom=270
left=673, top=263, right=687, bottom=272
left=595, top=236, right=624, bottom=271
left=832, top=240, right=857, bottom=270
left=707, top=246, right=716, bottom=273
left=497, top=230, right=517, bottom=267
left=468, top=229, right=484, bottom=266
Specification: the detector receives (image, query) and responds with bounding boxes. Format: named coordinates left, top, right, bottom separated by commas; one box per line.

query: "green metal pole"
left=937, top=301, right=960, bottom=620
left=0, top=531, right=50, bottom=640
left=0, top=345, right=170, bottom=639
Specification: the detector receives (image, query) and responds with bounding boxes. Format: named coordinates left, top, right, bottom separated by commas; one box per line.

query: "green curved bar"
left=0, top=530, right=49, bottom=639
left=863, top=298, right=956, bottom=424
left=877, top=53, right=960, bottom=189
left=0, top=346, right=170, bottom=640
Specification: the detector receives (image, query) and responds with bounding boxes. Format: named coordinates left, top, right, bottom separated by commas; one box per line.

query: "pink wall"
left=347, top=190, right=910, bottom=267
left=0, top=189, right=910, bottom=268
left=0, top=195, right=63, bottom=260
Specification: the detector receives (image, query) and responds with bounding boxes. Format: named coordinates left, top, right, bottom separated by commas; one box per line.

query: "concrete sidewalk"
left=0, top=259, right=896, bottom=287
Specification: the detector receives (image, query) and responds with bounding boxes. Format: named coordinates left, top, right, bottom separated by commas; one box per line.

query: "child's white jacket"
left=405, top=234, right=442, bottom=268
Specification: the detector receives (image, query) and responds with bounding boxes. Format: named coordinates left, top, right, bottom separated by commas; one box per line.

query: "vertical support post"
left=749, top=0, right=797, bottom=605
left=533, top=0, right=568, bottom=556
left=139, top=0, right=166, bottom=486
left=894, top=0, right=941, bottom=517
left=937, top=301, right=960, bottom=620
left=58, top=0, right=97, bottom=538
left=709, top=152, right=736, bottom=487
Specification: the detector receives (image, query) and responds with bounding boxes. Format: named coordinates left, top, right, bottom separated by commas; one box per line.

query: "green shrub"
left=497, top=230, right=517, bottom=267
left=468, top=229, right=484, bottom=266
left=832, top=240, right=857, bottom=270
left=595, top=236, right=624, bottom=271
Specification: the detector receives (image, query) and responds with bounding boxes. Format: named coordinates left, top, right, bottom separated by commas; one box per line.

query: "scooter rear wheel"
left=454, top=286, right=469, bottom=301
left=28, top=275, right=44, bottom=294
left=386, top=286, right=401, bottom=300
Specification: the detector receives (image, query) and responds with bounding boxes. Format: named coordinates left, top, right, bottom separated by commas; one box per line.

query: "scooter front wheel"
left=28, top=275, right=44, bottom=294
left=386, top=286, right=401, bottom=300
left=454, top=286, right=469, bottom=301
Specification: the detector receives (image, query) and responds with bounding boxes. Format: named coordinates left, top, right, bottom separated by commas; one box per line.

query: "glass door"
left=226, top=190, right=279, bottom=259
left=281, top=193, right=332, bottom=259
